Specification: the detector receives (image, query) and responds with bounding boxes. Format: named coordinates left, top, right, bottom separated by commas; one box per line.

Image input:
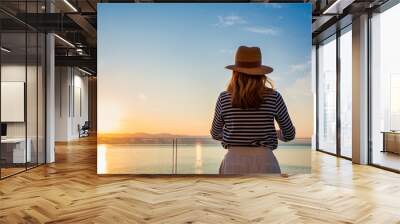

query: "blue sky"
left=98, top=3, right=313, bottom=137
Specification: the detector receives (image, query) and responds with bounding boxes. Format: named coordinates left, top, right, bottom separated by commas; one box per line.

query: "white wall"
left=1, top=65, right=39, bottom=137
left=1, top=64, right=46, bottom=163
left=55, top=67, right=89, bottom=141
left=55, top=66, right=70, bottom=141
left=1, top=65, right=28, bottom=140
left=71, top=73, right=89, bottom=138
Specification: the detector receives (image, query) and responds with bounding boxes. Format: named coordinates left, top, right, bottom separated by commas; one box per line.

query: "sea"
left=97, top=138, right=311, bottom=175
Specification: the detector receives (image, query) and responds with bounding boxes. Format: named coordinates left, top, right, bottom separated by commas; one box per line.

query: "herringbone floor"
left=1, top=137, right=400, bottom=224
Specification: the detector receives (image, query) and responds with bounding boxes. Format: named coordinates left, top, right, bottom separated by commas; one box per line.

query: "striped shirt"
left=210, top=90, right=295, bottom=149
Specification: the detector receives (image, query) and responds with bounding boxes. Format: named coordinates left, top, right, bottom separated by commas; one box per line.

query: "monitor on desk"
left=1, top=123, right=7, bottom=138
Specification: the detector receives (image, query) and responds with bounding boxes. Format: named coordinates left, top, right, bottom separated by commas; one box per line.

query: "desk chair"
left=79, top=121, right=90, bottom=138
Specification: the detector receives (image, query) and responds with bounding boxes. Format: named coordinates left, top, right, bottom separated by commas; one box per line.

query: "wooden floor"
left=0, top=137, right=400, bottom=224
left=0, top=167, right=26, bottom=178
left=372, top=151, right=400, bottom=171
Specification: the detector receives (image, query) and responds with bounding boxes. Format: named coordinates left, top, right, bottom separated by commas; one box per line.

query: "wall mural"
left=97, top=3, right=312, bottom=175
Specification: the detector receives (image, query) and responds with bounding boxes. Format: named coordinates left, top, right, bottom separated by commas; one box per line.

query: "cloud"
left=279, top=75, right=313, bottom=99
left=289, top=60, right=311, bottom=73
left=244, top=27, right=279, bottom=35
left=137, top=93, right=147, bottom=102
left=270, top=3, right=283, bottom=9
left=219, top=49, right=234, bottom=54
left=215, top=15, right=246, bottom=27
left=264, top=3, right=284, bottom=9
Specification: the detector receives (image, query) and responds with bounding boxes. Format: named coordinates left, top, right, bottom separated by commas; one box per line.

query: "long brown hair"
left=227, top=71, right=274, bottom=109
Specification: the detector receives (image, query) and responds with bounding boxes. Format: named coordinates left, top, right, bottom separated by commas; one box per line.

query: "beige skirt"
left=219, top=146, right=281, bottom=174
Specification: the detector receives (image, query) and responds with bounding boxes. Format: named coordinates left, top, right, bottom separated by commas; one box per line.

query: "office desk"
left=382, top=131, right=400, bottom=154
left=1, top=138, right=31, bottom=163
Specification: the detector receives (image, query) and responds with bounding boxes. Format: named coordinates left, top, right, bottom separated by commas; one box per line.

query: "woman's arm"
left=210, top=94, right=224, bottom=141
left=275, top=92, right=296, bottom=142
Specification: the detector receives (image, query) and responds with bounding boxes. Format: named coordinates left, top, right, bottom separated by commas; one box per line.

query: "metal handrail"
left=171, top=138, right=178, bottom=174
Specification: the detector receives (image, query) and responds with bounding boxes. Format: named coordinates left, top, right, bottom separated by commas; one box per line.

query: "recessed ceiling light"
left=78, top=67, right=93, bottom=76
left=63, top=0, right=78, bottom=12
left=1, top=47, right=11, bottom=53
left=54, top=34, right=75, bottom=48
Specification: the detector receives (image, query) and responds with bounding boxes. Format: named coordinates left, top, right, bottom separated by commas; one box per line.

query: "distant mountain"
left=97, top=132, right=211, bottom=144
left=98, top=132, right=311, bottom=145
left=98, top=132, right=202, bottom=139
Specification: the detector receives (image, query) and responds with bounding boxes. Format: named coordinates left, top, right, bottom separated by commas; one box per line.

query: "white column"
left=311, top=45, right=317, bottom=150
left=352, top=14, right=369, bottom=164
left=46, top=32, right=55, bottom=163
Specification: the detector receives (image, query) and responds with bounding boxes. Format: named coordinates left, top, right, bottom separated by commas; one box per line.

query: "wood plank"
left=0, top=136, right=399, bottom=223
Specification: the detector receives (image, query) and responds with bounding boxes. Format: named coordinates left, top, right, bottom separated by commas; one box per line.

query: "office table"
left=1, top=138, right=31, bottom=163
left=381, top=131, right=400, bottom=154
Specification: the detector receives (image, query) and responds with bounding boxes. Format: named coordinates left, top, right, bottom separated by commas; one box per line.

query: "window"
left=317, top=35, right=337, bottom=154
left=370, top=3, right=400, bottom=171
left=339, top=27, right=352, bottom=158
left=390, top=74, right=400, bottom=130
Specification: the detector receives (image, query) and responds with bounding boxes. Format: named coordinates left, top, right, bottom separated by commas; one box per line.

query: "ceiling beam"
left=55, top=55, right=96, bottom=71
left=322, top=0, right=356, bottom=14
left=67, top=13, right=97, bottom=46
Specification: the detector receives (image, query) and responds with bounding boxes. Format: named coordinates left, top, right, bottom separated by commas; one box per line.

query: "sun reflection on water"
left=97, top=144, right=108, bottom=174
left=195, top=143, right=203, bottom=174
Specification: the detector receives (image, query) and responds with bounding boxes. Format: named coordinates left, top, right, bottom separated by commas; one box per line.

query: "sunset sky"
left=98, top=3, right=313, bottom=138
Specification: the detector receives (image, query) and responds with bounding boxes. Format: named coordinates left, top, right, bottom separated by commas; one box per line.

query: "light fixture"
left=1, top=47, right=11, bottom=53
left=76, top=48, right=86, bottom=55
left=63, top=0, right=78, bottom=12
left=78, top=67, right=93, bottom=76
left=54, top=34, right=75, bottom=48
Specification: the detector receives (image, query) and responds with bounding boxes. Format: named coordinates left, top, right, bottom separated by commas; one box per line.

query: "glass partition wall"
left=0, top=3, right=46, bottom=179
left=316, top=25, right=352, bottom=159
left=0, top=31, right=28, bottom=177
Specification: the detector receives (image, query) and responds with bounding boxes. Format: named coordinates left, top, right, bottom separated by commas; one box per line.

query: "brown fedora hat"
left=225, top=46, right=273, bottom=75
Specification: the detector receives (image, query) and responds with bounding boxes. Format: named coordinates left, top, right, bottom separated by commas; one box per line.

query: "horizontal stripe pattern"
left=210, top=90, right=295, bottom=149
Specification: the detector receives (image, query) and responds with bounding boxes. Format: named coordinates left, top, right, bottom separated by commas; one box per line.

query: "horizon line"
left=98, top=132, right=312, bottom=139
